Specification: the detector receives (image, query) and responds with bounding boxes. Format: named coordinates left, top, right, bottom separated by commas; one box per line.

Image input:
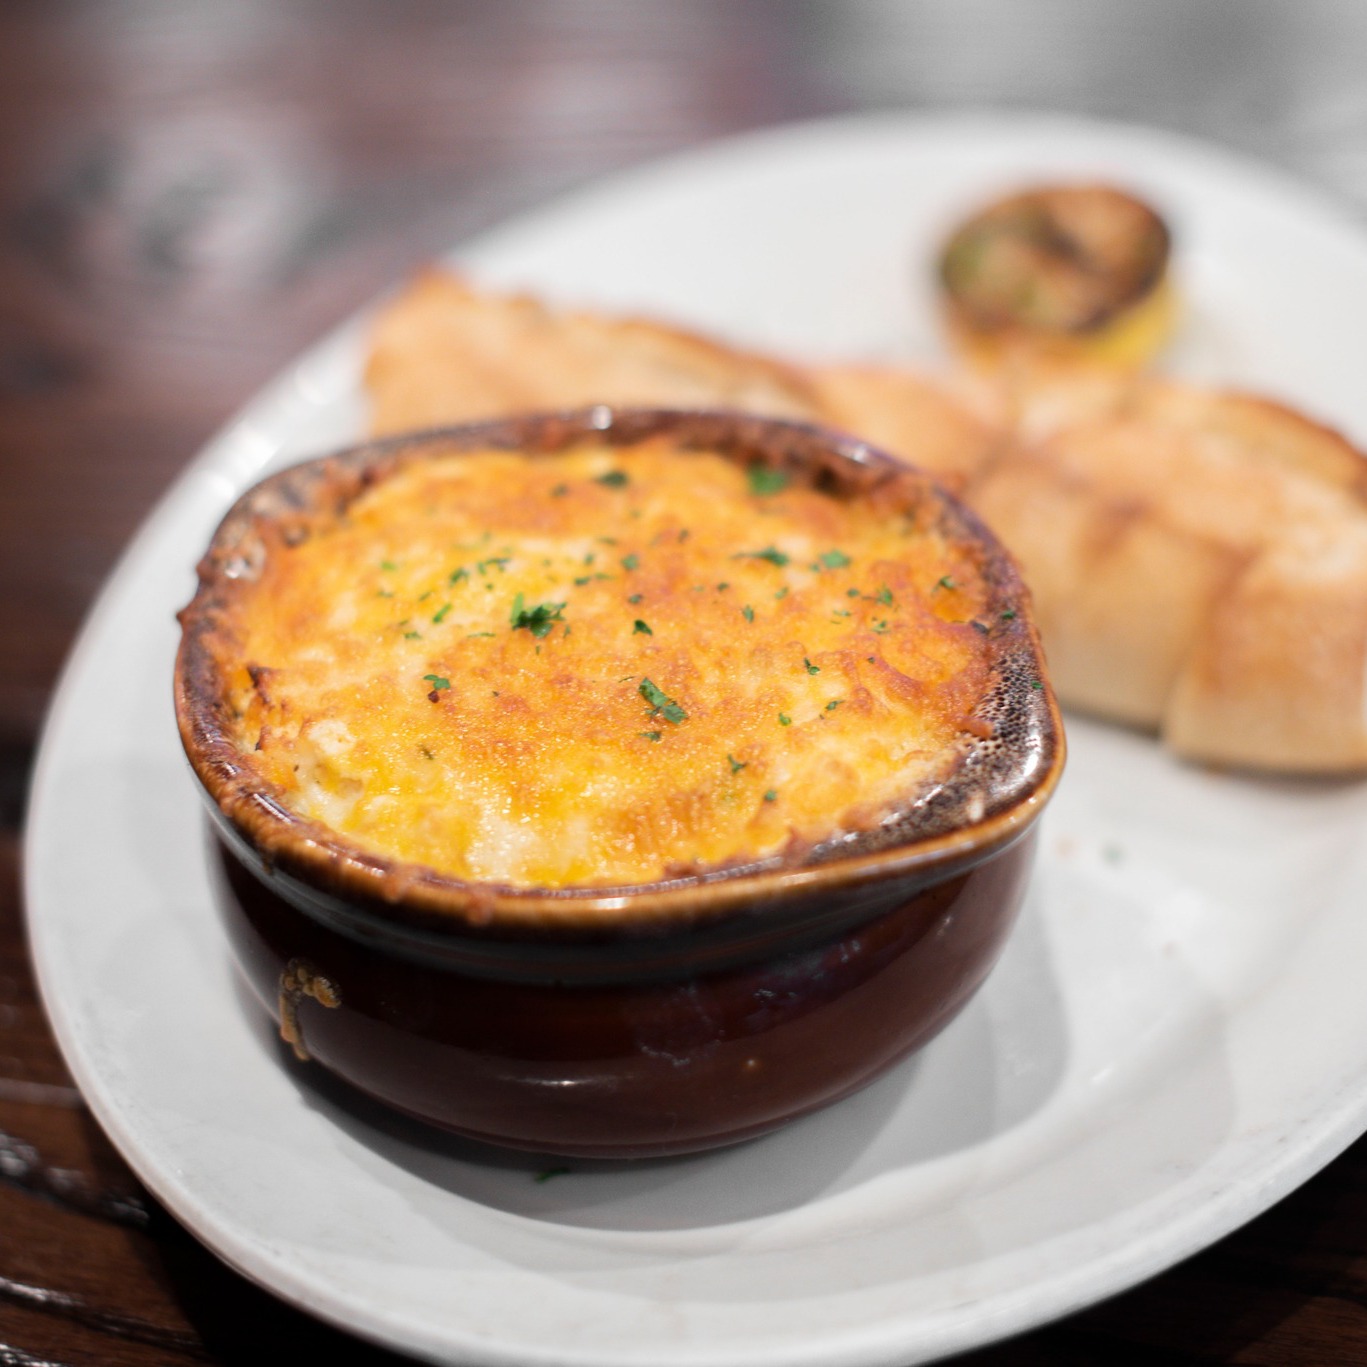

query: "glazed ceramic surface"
left=176, top=410, right=1060, bottom=1154
left=26, top=113, right=1367, bottom=1365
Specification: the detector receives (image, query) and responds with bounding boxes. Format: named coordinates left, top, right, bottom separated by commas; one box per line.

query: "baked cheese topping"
left=221, top=438, right=994, bottom=889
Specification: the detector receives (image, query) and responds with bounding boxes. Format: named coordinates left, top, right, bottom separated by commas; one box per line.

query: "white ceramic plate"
left=26, top=112, right=1367, bottom=1367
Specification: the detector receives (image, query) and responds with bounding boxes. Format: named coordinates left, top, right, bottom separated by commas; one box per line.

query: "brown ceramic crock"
left=175, top=408, right=1065, bottom=1158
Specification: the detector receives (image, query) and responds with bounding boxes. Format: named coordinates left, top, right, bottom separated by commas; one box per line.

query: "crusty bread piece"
left=361, top=271, right=1367, bottom=773
left=366, top=270, right=823, bottom=434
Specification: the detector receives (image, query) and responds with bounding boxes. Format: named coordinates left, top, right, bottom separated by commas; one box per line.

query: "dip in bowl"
left=175, top=408, right=1064, bottom=1157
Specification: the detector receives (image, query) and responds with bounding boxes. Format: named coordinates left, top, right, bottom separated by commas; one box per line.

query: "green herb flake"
left=819, top=550, right=851, bottom=570
left=448, top=567, right=469, bottom=585
left=1030, top=679, right=1044, bottom=691
left=550, top=484, right=569, bottom=497
left=628, top=593, right=643, bottom=604
left=640, top=730, right=662, bottom=742
left=379, top=559, right=398, bottom=572
left=775, top=586, right=789, bottom=601
left=432, top=603, right=452, bottom=624
left=747, top=465, right=789, bottom=496
left=877, top=585, right=894, bottom=607
left=847, top=587, right=861, bottom=598
left=639, top=677, right=687, bottom=725
left=467, top=631, right=495, bottom=639
left=727, top=753, right=747, bottom=775
left=936, top=575, right=957, bottom=592
left=826, top=699, right=842, bottom=711
left=873, top=620, right=890, bottom=634
left=1001, top=608, right=1017, bottom=621
left=763, top=789, right=778, bottom=803
left=510, top=593, right=566, bottom=639
left=735, top=545, right=789, bottom=567
left=716, top=581, right=729, bottom=591
left=621, top=553, right=640, bottom=572
left=742, top=605, right=755, bottom=623
left=574, top=576, right=592, bottom=587
left=778, top=712, right=791, bottom=727
left=633, top=619, right=653, bottom=636
left=403, top=630, right=421, bottom=640
left=377, top=588, right=394, bottom=599
left=803, top=658, right=820, bottom=676
left=423, top=674, right=450, bottom=689
left=595, top=470, right=629, bottom=488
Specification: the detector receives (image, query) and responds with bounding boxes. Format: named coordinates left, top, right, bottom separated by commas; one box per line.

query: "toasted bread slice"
left=366, top=271, right=823, bottom=435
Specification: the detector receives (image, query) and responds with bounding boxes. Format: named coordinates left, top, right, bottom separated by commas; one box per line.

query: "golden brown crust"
left=177, top=411, right=1061, bottom=923
left=365, top=270, right=823, bottom=435
left=359, top=272, right=1367, bottom=773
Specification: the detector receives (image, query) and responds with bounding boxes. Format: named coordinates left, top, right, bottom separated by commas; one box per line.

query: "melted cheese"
left=222, top=438, right=993, bottom=889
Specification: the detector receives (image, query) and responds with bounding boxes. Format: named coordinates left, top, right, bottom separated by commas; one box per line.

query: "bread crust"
left=361, top=272, right=1367, bottom=773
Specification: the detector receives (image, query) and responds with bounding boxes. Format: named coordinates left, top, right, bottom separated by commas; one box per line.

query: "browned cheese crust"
left=362, top=272, right=1367, bottom=774
left=198, top=434, right=1000, bottom=889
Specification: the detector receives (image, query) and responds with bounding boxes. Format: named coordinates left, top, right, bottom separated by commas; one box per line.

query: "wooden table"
left=5, top=3, right=1367, bottom=1362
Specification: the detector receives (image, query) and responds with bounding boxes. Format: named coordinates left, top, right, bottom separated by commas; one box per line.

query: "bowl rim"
left=174, top=406, right=1065, bottom=933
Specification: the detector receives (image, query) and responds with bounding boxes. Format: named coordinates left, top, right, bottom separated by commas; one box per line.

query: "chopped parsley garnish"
left=510, top=593, right=566, bottom=638
left=639, top=677, right=687, bottom=724
left=742, top=605, right=755, bottom=623
left=774, top=587, right=789, bottom=601
left=877, top=585, right=894, bottom=606
left=716, top=581, right=729, bottom=591
left=379, top=559, right=398, bottom=572
left=727, top=753, right=747, bottom=774
left=747, top=465, right=789, bottom=495
left=936, top=575, right=957, bottom=591
left=640, top=730, right=662, bottom=742
left=595, top=470, right=629, bottom=487
left=423, top=674, right=450, bottom=689
left=1030, top=679, right=1044, bottom=691
left=449, top=567, right=469, bottom=585
left=621, top=553, right=640, bottom=572
left=826, top=699, right=842, bottom=710
left=804, top=658, right=820, bottom=675
left=873, top=620, right=890, bottom=634
left=573, top=576, right=592, bottom=587
left=847, top=587, right=861, bottom=598
left=628, top=593, right=643, bottom=604
left=819, top=550, right=851, bottom=570
left=778, top=712, right=791, bottom=726
left=763, top=789, right=778, bottom=803
left=467, top=631, right=495, bottom=638
left=633, top=619, right=652, bottom=636
left=735, top=545, right=789, bottom=567
left=432, top=603, right=452, bottom=624
left=403, top=630, right=421, bottom=640
left=1001, top=608, right=1017, bottom=621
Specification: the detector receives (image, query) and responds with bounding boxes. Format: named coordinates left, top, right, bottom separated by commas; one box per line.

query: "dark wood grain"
left=6, top=3, right=1367, bottom=1364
